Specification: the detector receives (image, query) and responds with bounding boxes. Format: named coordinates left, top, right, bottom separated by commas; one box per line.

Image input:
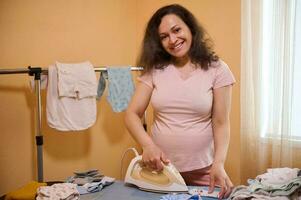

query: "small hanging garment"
left=106, top=67, right=134, bottom=112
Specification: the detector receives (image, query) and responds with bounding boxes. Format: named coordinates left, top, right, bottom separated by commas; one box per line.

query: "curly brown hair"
left=137, top=4, right=218, bottom=74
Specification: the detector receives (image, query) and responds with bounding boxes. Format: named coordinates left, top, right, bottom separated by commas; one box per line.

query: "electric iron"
left=124, top=148, right=188, bottom=193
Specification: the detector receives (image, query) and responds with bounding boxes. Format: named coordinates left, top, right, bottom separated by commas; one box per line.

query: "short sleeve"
left=137, top=72, right=153, bottom=89
left=213, top=60, right=236, bottom=89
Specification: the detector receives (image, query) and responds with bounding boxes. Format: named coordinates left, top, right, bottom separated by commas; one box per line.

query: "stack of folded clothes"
left=229, top=168, right=301, bottom=200
left=66, top=169, right=103, bottom=185
left=76, top=176, right=115, bottom=195
left=66, top=169, right=115, bottom=195
left=36, top=183, right=79, bottom=200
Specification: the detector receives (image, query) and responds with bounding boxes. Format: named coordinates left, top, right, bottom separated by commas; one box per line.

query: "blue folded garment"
left=160, top=193, right=194, bottom=200
left=77, top=176, right=115, bottom=195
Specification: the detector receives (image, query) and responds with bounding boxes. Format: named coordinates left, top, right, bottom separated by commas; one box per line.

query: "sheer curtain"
left=241, top=0, right=301, bottom=183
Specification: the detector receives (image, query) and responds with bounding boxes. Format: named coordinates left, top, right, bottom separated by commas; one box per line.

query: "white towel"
left=46, top=63, right=97, bottom=131
left=56, top=61, right=97, bottom=99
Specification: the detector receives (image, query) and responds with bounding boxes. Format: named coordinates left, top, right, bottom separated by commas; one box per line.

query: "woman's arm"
left=125, top=82, right=153, bottom=148
left=209, top=85, right=233, bottom=199
left=125, top=82, right=169, bottom=171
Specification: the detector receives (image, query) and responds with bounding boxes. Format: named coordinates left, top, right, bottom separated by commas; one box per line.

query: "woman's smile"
left=159, top=14, right=192, bottom=60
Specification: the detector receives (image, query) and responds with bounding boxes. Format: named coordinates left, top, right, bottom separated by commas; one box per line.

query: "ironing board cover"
left=79, top=180, right=222, bottom=200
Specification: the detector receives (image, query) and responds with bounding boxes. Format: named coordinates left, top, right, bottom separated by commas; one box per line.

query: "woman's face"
left=158, top=14, right=192, bottom=59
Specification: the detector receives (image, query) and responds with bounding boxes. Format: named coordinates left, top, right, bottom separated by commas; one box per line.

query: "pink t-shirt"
left=138, top=60, right=235, bottom=172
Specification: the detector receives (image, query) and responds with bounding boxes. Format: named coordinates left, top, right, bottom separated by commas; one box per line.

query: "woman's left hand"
left=208, top=163, right=233, bottom=199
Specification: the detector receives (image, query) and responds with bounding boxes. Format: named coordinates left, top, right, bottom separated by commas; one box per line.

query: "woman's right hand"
left=142, top=144, right=170, bottom=171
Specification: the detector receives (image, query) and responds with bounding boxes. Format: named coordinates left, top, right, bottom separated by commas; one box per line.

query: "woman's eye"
left=160, top=35, right=167, bottom=40
left=174, top=28, right=181, bottom=33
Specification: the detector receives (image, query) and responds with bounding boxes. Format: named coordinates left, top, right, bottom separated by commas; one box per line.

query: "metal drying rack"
left=0, top=65, right=143, bottom=182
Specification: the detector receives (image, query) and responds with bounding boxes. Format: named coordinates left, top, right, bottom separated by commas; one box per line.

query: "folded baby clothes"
left=106, top=67, right=134, bottom=112
left=229, top=186, right=290, bottom=200
left=160, top=194, right=198, bottom=200
left=36, top=183, right=79, bottom=200
left=76, top=176, right=115, bottom=195
left=73, top=169, right=100, bottom=178
left=66, top=169, right=103, bottom=185
left=46, top=62, right=97, bottom=131
left=229, top=168, right=301, bottom=200
left=256, top=168, right=300, bottom=185
left=249, top=177, right=301, bottom=197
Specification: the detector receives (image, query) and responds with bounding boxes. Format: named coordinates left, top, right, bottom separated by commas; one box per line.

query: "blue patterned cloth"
left=160, top=194, right=200, bottom=200
left=106, top=67, right=134, bottom=112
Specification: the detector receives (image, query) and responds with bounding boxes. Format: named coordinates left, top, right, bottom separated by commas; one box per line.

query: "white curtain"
left=241, top=0, right=300, bottom=183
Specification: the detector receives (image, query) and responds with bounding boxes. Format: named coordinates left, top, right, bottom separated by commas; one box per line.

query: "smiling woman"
left=158, top=14, right=193, bottom=61
left=124, top=4, right=236, bottom=199
left=0, top=1, right=240, bottom=197
left=137, top=4, right=218, bottom=74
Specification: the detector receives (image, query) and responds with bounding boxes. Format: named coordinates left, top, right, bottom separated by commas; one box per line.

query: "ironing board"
left=80, top=180, right=221, bottom=200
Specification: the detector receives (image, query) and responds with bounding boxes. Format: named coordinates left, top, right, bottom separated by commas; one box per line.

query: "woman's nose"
left=169, top=34, right=177, bottom=44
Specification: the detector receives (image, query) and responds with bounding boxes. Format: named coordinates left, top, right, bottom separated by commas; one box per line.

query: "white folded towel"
left=56, top=61, right=97, bottom=99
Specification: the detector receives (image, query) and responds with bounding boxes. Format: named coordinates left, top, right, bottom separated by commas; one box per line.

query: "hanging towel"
left=56, top=61, right=97, bottom=99
left=106, top=67, right=134, bottom=112
left=46, top=62, right=97, bottom=131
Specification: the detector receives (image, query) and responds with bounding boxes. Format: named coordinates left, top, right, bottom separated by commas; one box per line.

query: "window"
left=291, top=0, right=301, bottom=139
left=260, top=0, right=301, bottom=140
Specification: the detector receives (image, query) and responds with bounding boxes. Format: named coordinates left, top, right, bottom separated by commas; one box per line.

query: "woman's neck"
left=172, top=55, right=191, bottom=68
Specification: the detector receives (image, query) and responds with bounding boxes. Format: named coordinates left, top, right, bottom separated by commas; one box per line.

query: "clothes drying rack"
left=0, top=66, right=143, bottom=182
